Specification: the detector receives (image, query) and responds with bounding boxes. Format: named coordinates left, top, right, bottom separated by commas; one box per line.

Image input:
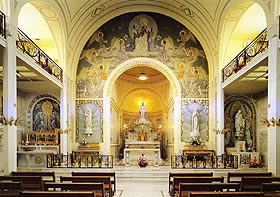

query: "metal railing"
left=47, top=153, right=113, bottom=168
left=171, top=154, right=238, bottom=169
left=0, top=11, right=5, bottom=39
left=222, top=29, right=268, bottom=82
left=16, top=28, right=63, bottom=82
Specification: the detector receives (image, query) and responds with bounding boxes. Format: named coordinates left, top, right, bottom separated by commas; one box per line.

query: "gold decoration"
left=261, top=117, right=280, bottom=127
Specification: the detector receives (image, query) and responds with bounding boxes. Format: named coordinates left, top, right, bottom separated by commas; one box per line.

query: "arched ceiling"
left=117, top=66, right=168, bottom=113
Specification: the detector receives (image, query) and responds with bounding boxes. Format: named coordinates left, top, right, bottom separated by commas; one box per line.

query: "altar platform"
left=124, top=141, right=161, bottom=167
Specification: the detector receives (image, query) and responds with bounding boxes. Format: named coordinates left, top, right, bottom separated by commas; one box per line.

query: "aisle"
left=117, top=182, right=169, bottom=197
left=114, top=166, right=170, bottom=197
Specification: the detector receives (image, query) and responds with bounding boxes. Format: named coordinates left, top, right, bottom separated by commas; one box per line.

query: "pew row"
left=11, top=171, right=56, bottom=182
left=189, top=191, right=264, bottom=197
left=262, top=182, right=280, bottom=197
left=179, top=182, right=240, bottom=197
left=240, top=176, right=280, bottom=191
left=60, top=176, right=112, bottom=197
left=168, top=172, right=213, bottom=193
left=44, top=182, right=105, bottom=197
left=19, top=191, right=95, bottom=197
left=227, top=172, right=272, bottom=183
left=171, top=176, right=224, bottom=197
left=0, top=181, right=22, bottom=197
left=0, top=176, right=43, bottom=190
left=71, top=171, right=116, bottom=194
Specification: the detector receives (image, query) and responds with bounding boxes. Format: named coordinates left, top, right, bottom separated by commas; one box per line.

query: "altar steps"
left=116, top=167, right=169, bottom=183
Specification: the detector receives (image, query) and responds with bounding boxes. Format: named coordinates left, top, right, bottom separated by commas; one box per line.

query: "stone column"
left=216, top=73, right=225, bottom=155
left=173, top=96, right=181, bottom=154
left=267, top=16, right=280, bottom=176
left=2, top=0, right=17, bottom=174
left=60, top=74, right=68, bottom=155
left=102, top=96, right=111, bottom=154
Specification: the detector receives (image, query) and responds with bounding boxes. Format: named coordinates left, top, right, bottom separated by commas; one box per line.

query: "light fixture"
left=138, top=72, right=148, bottom=80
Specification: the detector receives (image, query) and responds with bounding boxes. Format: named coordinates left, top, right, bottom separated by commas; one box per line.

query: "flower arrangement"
left=248, top=156, right=263, bottom=168
left=137, top=154, right=148, bottom=167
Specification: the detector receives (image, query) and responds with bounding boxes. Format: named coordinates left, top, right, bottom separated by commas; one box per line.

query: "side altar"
left=123, top=103, right=161, bottom=167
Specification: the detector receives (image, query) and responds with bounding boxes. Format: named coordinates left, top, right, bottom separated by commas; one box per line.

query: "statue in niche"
left=235, top=109, right=244, bottom=140
left=84, top=106, right=93, bottom=136
left=133, top=102, right=152, bottom=133
left=139, top=102, right=147, bottom=122
left=190, top=107, right=200, bottom=145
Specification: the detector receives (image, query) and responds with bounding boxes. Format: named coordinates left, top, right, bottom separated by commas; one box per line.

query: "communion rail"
left=47, top=153, right=113, bottom=168
left=171, top=154, right=238, bottom=169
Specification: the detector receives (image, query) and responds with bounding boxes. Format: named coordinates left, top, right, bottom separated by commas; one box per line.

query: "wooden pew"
left=240, top=177, right=280, bottom=192
left=189, top=191, right=264, bottom=197
left=179, top=182, right=240, bottom=197
left=171, top=176, right=224, bottom=197
left=60, top=176, right=112, bottom=197
left=168, top=172, right=213, bottom=193
left=0, top=176, right=43, bottom=191
left=71, top=171, right=116, bottom=194
left=44, top=182, right=105, bottom=197
left=20, top=191, right=95, bottom=197
left=11, top=171, right=56, bottom=182
left=262, top=182, right=280, bottom=197
left=227, top=172, right=272, bottom=183
left=0, top=181, right=22, bottom=196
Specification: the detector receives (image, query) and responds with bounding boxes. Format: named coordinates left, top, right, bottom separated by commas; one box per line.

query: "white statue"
left=84, top=106, right=93, bottom=135
left=235, top=109, right=244, bottom=138
left=139, top=102, right=147, bottom=121
left=190, top=107, right=200, bottom=142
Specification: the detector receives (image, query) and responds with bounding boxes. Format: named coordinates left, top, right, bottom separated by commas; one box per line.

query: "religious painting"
left=76, top=100, right=103, bottom=143
left=224, top=95, right=256, bottom=151
left=32, top=98, right=60, bottom=131
left=76, top=12, right=208, bottom=99
left=181, top=99, right=209, bottom=142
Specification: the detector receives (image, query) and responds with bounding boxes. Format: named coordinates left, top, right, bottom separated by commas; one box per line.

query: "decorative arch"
left=15, top=1, right=65, bottom=69
left=27, top=94, right=60, bottom=130
left=103, top=57, right=181, bottom=98
left=224, top=95, right=257, bottom=151
left=219, top=1, right=268, bottom=68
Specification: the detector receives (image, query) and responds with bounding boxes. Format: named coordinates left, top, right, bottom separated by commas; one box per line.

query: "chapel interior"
left=0, top=0, right=280, bottom=196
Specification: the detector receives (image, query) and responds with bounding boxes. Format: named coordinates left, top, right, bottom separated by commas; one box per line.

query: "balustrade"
left=222, top=29, right=268, bottom=82
left=0, top=11, right=5, bottom=39
left=16, top=28, right=63, bottom=82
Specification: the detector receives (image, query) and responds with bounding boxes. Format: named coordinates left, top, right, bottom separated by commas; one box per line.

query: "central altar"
left=123, top=103, right=161, bottom=166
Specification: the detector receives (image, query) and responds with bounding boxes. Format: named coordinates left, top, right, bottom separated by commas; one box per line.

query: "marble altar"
left=123, top=103, right=161, bottom=166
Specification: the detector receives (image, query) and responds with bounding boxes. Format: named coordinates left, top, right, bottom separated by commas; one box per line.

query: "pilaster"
left=2, top=0, right=17, bottom=174
left=267, top=17, right=280, bottom=176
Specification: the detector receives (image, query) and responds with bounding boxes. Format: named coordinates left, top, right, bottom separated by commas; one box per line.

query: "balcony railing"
left=16, top=28, right=62, bottom=82
left=0, top=11, right=6, bottom=39
left=222, top=29, right=268, bottom=82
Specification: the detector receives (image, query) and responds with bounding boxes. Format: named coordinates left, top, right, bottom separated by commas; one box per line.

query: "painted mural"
left=76, top=100, right=103, bottom=143
left=32, top=98, right=60, bottom=131
left=76, top=12, right=209, bottom=98
left=181, top=99, right=209, bottom=142
left=224, top=95, right=256, bottom=151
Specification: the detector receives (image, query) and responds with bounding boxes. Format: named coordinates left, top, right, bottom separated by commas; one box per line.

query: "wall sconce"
left=213, top=128, right=230, bottom=134
left=0, top=115, right=21, bottom=126
left=261, top=117, right=280, bottom=127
